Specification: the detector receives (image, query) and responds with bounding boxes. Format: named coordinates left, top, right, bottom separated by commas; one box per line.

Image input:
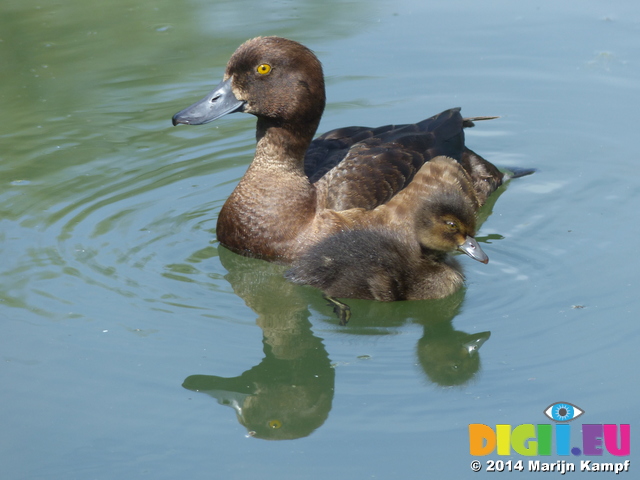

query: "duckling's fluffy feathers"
left=286, top=156, right=480, bottom=302
left=286, top=228, right=465, bottom=302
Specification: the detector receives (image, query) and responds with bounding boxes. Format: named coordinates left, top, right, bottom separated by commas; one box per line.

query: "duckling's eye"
left=268, top=419, right=282, bottom=429
left=256, top=63, right=272, bottom=75
left=446, top=221, right=459, bottom=232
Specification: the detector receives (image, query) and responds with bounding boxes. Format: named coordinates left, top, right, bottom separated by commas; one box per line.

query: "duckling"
left=172, top=36, right=506, bottom=262
left=286, top=156, right=486, bottom=322
left=286, top=228, right=465, bottom=301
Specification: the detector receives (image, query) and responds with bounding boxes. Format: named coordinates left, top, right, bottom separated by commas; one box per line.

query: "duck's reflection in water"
left=184, top=248, right=334, bottom=440
left=182, top=317, right=333, bottom=440
left=182, top=247, right=491, bottom=439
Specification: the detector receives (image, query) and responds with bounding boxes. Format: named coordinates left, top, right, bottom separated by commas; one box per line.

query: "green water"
left=1, top=0, right=638, bottom=478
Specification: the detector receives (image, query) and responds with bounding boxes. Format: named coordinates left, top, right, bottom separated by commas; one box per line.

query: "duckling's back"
left=286, top=229, right=413, bottom=301
left=286, top=228, right=464, bottom=302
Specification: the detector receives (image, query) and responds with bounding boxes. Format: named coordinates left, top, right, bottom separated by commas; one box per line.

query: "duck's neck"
left=216, top=119, right=319, bottom=261
left=255, top=116, right=319, bottom=161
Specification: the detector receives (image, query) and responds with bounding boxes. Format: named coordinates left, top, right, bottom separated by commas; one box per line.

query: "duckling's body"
left=286, top=156, right=483, bottom=306
left=286, top=229, right=465, bottom=302
left=172, top=37, right=506, bottom=263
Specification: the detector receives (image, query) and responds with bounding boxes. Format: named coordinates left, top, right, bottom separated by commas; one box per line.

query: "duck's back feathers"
left=307, top=108, right=471, bottom=211
left=460, top=148, right=504, bottom=206
left=306, top=109, right=505, bottom=212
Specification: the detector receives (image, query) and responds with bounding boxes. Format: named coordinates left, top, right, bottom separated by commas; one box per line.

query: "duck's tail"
left=462, top=116, right=500, bottom=128
left=503, top=167, right=537, bottom=181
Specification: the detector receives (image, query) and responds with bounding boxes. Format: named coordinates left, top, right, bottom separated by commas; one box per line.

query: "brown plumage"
left=285, top=157, right=485, bottom=322
left=285, top=222, right=466, bottom=302
left=172, top=37, right=508, bottom=263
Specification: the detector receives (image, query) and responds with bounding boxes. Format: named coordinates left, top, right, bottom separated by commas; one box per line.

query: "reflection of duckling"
left=286, top=157, right=487, bottom=322
left=417, top=329, right=491, bottom=386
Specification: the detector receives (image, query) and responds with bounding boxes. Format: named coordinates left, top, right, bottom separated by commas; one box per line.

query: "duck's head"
left=415, top=189, right=489, bottom=264
left=172, top=37, right=326, bottom=135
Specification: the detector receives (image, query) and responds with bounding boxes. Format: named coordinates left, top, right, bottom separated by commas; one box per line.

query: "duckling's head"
left=173, top=37, right=326, bottom=134
left=416, top=195, right=489, bottom=263
left=415, top=184, right=489, bottom=264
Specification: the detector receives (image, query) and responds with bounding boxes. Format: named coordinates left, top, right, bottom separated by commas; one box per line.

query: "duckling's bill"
left=172, top=77, right=244, bottom=126
left=458, top=236, right=489, bottom=264
left=463, top=331, right=491, bottom=354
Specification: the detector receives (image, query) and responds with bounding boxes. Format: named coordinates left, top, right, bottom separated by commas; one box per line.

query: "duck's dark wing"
left=306, top=108, right=507, bottom=210
left=305, top=108, right=467, bottom=181
left=306, top=108, right=475, bottom=211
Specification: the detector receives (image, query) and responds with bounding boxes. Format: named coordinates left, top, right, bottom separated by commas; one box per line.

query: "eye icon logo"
left=543, top=402, right=584, bottom=422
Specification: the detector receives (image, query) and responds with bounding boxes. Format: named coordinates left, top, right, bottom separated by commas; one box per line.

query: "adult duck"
left=172, top=36, right=504, bottom=262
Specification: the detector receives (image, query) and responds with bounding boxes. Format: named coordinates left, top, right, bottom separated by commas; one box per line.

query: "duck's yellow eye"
left=446, top=221, right=458, bottom=232
left=257, top=63, right=272, bottom=75
left=268, top=419, right=282, bottom=429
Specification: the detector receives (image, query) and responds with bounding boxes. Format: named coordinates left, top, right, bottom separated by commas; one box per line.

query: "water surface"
left=1, top=0, right=638, bottom=478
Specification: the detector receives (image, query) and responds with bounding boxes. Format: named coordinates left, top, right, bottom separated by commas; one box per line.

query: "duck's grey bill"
left=458, top=236, right=489, bottom=264
left=172, top=77, right=244, bottom=126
